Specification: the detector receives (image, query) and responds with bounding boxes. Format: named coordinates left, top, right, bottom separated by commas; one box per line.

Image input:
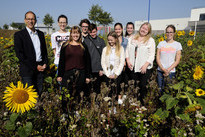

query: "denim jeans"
left=157, top=70, right=176, bottom=94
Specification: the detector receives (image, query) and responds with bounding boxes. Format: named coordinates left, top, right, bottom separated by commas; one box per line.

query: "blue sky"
left=0, top=0, right=205, bottom=27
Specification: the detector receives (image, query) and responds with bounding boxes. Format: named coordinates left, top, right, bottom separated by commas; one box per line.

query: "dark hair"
left=114, top=22, right=123, bottom=36
left=166, top=24, right=176, bottom=33
left=58, top=15, right=68, bottom=23
left=89, top=23, right=97, bottom=31
left=125, top=22, right=134, bottom=37
left=25, top=11, right=36, bottom=20
left=79, top=19, right=90, bottom=27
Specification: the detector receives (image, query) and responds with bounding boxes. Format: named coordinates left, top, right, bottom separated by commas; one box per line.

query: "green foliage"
left=88, top=4, right=114, bottom=26
left=3, top=24, right=9, bottom=29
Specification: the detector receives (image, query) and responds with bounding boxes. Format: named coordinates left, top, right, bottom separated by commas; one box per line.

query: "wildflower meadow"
left=0, top=30, right=204, bottom=136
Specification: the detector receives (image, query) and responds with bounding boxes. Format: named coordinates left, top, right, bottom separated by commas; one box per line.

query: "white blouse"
left=126, top=37, right=156, bottom=72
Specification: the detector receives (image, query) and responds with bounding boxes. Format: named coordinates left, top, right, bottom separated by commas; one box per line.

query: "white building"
left=135, top=7, right=205, bottom=34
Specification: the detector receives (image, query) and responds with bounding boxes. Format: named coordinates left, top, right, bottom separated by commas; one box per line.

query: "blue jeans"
left=157, top=70, right=176, bottom=94
left=22, top=72, right=44, bottom=97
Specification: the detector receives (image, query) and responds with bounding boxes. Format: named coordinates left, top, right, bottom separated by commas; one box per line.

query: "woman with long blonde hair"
left=101, top=31, right=125, bottom=101
left=57, top=26, right=91, bottom=111
left=126, top=22, right=156, bottom=105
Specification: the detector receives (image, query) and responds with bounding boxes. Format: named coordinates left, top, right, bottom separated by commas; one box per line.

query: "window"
left=199, top=13, right=205, bottom=21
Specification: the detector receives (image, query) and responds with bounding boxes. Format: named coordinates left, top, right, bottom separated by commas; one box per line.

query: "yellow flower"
left=193, top=66, right=204, bottom=80
left=50, top=64, right=55, bottom=69
left=187, top=40, right=193, bottom=46
left=158, top=37, right=164, bottom=42
left=177, top=31, right=183, bottom=36
left=0, top=37, right=3, bottom=40
left=3, top=81, right=38, bottom=113
left=164, top=34, right=167, bottom=39
left=195, top=89, right=205, bottom=96
left=189, top=31, right=195, bottom=36
left=182, top=30, right=185, bottom=35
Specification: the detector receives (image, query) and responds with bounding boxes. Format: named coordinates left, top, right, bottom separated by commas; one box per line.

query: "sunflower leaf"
left=24, top=122, right=33, bottom=136
left=5, top=120, right=15, bottom=131
left=10, top=113, right=19, bottom=123
left=18, top=126, right=27, bottom=137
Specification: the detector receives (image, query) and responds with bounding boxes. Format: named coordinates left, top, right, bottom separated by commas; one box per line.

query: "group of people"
left=14, top=11, right=182, bottom=107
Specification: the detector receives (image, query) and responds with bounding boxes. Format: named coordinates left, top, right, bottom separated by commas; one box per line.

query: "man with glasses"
left=79, top=19, right=90, bottom=41
left=83, top=23, right=106, bottom=94
left=14, top=11, right=48, bottom=97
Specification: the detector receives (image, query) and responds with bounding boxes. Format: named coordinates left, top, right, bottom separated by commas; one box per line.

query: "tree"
left=43, top=14, right=54, bottom=34
left=10, top=22, right=18, bottom=29
left=88, top=4, right=113, bottom=26
left=3, top=24, right=9, bottom=29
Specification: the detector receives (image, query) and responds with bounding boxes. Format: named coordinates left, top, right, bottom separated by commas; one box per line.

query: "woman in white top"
left=126, top=22, right=156, bottom=105
left=156, top=25, right=182, bottom=94
left=101, top=31, right=125, bottom=101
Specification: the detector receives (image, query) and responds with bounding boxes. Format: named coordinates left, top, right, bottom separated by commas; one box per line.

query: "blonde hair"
left=134, top=22, right=152, bottom=44
left=106, top=31, right=122, bottom=57
left=63, top=26, right=84, bottom=49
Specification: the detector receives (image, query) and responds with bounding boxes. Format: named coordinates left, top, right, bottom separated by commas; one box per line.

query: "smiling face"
left=114, top=25, right=123, bottom=37
left=58, top=17, right=67, bottom=31
left=71, top=30, right=80, bottom=42
left=108, top=35, right=116, bottom=47
left=139, top=24, right=149, bottom=37
left=24, top=12, right=36, bottom=30
left=166, top=27, right=175, bottom=41
left=126, top=24, right=134, bottom=35
left=89, top=28, right=97, bottom=38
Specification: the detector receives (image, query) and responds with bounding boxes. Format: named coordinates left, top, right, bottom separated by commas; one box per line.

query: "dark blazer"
left=14, top=28, right=48, bottom=77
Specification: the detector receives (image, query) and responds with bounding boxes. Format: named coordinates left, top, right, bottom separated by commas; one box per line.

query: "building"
left=135, top=7, right=205, bottom=34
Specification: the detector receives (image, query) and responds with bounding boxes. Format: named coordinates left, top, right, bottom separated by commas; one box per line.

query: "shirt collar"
left=26, top=27, right=37, bottom=35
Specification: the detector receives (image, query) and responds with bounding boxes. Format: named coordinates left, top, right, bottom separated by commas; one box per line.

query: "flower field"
left=0, top=30, right=204, bottom=137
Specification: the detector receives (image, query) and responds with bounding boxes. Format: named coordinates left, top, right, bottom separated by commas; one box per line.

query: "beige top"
left=101, top=46, right=125, bottom=77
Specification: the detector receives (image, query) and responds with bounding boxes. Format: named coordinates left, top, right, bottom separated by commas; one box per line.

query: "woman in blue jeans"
left=156, top=25, right=182, bottom=94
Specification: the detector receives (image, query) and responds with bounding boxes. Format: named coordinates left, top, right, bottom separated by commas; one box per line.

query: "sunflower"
left=187, top=40, right=193, bottom=46
left=3, top=81, right=38, bottom=113
left=195, top=89, right=205, bottom=96
left=182, top=30, right=185, bottom=36
left=193, top=66, right=204, bottom=80
left=189, top=31, right=195, bottom=36
left=177, top=31, right=183, bottom=36
left=164, top=34, right=167, bottom=39
left=158, top=37, right=164, bottom=42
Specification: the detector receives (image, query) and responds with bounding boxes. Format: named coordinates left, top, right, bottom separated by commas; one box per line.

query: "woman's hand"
left=86, top=78, right=90, bottom=84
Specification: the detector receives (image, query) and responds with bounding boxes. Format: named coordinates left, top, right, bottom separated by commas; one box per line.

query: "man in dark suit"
left=14, top=11, right=48, bottom=96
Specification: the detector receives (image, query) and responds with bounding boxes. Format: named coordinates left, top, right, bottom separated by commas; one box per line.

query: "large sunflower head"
left=195, top=89, right=205, bottom=96
left=193, top=66, right=204, bottom=80
left=3, top=81, right=38, bottom=113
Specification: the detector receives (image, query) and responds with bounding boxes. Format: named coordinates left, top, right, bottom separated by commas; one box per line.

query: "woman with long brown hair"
left=57, top=26, right=91, bottom=107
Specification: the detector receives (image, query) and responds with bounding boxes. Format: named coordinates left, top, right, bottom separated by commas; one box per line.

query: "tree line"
left=1, top=4, right=113, bottom=30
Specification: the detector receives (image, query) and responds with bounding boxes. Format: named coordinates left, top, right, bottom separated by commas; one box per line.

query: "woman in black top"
left=57, top=26, right=91, bottom=100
